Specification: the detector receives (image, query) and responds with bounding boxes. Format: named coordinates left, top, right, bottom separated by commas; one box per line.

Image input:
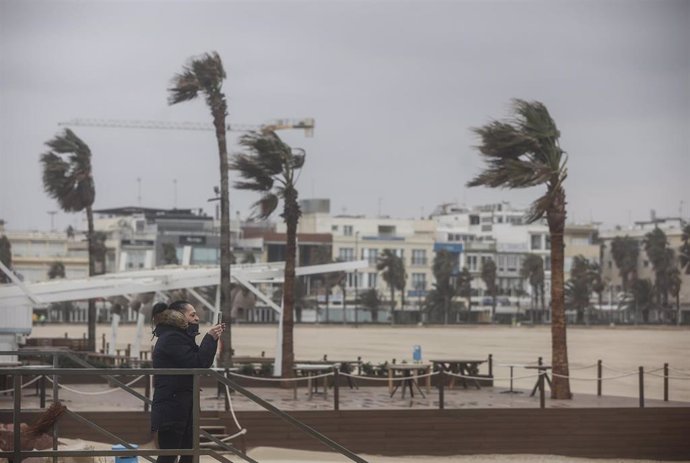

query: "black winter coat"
left=151, top=324, right=217, bottom=432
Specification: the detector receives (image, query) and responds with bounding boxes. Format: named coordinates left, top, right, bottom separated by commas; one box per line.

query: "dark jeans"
left=157, top=422, right=192, bottom=463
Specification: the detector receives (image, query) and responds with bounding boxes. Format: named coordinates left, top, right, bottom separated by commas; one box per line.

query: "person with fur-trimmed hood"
left=150, top=300, right=224, bottom=463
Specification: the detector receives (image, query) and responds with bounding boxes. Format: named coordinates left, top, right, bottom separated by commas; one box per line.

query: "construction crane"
left=58, top=117, right=315, bottom=137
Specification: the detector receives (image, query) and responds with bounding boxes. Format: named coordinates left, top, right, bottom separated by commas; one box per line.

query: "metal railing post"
left=40, top=373, right=46, bottom=408
left=664, top=363, right=669, bottom=402
left=638, top=366, right=644, bottom=408
left=438, top=370, right=445, bottom=410
left=144, top=374, right=151, bottom=412
left=539, top=371, right=545, bottom=409
left=333, top=367, right=340, bottom=411
left=597, top=360, right=602, bottom=397
left=192, top=372, right=201, bottom=463
left=13, top=374, right=22, bottom=463
left=488, top=354, right=493, bottom=378
left=52, top=353, right=59, bottom=463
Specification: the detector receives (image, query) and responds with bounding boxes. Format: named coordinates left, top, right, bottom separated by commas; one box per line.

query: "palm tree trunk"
left=86, top=205, right=96, bottom=352
left=214, top=109, right=233, bottom=367
left=281, top=189, right=298, bottom=379
left=547, top=188, right=572, bottom=399
left=390, top=286, right=395, bottom=325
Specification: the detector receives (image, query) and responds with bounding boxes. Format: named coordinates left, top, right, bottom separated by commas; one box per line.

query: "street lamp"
left=354, top=231, right=360, bottom=327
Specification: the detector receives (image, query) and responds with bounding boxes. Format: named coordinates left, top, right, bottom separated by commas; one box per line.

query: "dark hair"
left=169, top=300, right=193, bottom=312
left=151, top=302, right=168, bottom=318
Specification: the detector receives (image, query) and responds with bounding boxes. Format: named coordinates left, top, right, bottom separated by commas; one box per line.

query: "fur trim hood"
left=153, top=309, right=188, bottom=330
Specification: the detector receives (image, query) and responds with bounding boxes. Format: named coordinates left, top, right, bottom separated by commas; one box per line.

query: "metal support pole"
left=539, top=371, right=545, bottom=409
left=597, top=360, right=602, bottom=397
left=192, top=373, right=200, bottom=463
left=144, top=374, right=151, bottom=412
left=13, top=374, right=22, bottom=463
left=40, top=374, right=46, bottom=408
left=488, top=354, right=493, bottom=378
left=52, top=353, right=59, bottom=463
left=638, top=366, right=644, bottom=408
left=664, top=363, right=669, bottom=402
left=438, top=370, right=445, bottom=410
left=333, top=368, right=339, bottom=411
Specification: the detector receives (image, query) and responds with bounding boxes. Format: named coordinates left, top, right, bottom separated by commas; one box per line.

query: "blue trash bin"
left=112, top=443, right=138, bottom=463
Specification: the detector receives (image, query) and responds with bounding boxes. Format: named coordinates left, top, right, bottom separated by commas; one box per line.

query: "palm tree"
left=0, top=234, right=12, bottom=284
left=47, top=261, right=66, bottom=280
left=358, top=289, right=382, bottom=322
left=679, top=224, right=690, bottom=274
left=630, top=278, right=654, bottom=323
left=376, top=249, right=406, bottom=324
left=667, top=266, right=682, bottom=325
left=168, top=51, right=233, bottom=365
left=457, top=266, right=473, bottom=321
left=432, top=249, right=457, bottom=324
left=467, top=99, right=571, bottom=399
left=520, top=254, right=545, bottom=323
left=565, top=256, right=596, bottom=324
left=161, top=243, right=179, bottom=265
left=643, top=228, right=673, bottom=308
left=230, top=131, right=305, bottom=378
left=610, top=236, right=639, bottom=293
left=41, top=129, right=97, bottom=351
left=480, top=259, right=498, bottom=322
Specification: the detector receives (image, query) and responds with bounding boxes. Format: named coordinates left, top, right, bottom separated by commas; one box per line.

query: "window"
left=544, top=256, right=551, bottom=271
left=338, top=247, right=354, bottom=261
left=470, top=215, right=480, bottom=225
left=378, top=225, right=396, bottom=236
left=411, top=249, right=427, bottom=265
left=545, top=235, right=551, bottom=250
left=192, top=247, right=219, bottom=265
left=364, top=248, right=379, bottom=265
left=367, top=272, right=378, bottom=288
left=331, top=225, right=338, bottom=231
left=531, top=234, right=542, bottom=250
left=467, top=255, right=478, bottom=272
left=411, top=273, right=426, bottom=290
left=343, top=225, right=353, bottom=236
left=506, top=255, right=518, bottom=272
left=481, top=225, right=492, bottom=232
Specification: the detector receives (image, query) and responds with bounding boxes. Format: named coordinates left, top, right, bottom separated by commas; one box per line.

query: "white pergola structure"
left=0, top=260, right=367, bottom=374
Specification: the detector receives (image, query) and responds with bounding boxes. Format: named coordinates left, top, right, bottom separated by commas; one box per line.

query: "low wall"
left=2, top=408, right=689, bottom=460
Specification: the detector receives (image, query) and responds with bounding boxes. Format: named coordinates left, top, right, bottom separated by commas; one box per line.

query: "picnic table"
left=293, top=363, right=336, bottom=400
left=430, top=359, right=486, bottom=389
left=386, top=363, right=431, bottom=399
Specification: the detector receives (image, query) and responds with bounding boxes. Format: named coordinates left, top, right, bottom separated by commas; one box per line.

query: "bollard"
left=597, top=360, right=602, bottom=397
left=664, top=363, right=669, bottom=402
left=538, top=356, right=543, bottom=367
left=438, top=370, right=445, bottom=410
left=333, top=368, right=340, bottom=411
left=539, top=371, right=545, bottom=409
left=357, top=356, right=362, bottom=375
left=488, top=354, right=493, bottom=378
left=639, top=366, right=644, bottom=408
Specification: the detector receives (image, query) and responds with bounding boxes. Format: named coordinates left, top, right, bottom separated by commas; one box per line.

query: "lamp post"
left=354, top=231, right=360, bottom=327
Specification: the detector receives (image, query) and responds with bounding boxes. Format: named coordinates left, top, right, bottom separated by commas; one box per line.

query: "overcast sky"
left=1, top=0, right=688, bottom=233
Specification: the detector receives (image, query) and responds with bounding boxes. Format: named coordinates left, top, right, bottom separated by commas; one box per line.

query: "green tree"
left=432, top=249, right=457, bottom=324
left=376, top=249, right=406, bottom=324
left=667, top=266, right=682, bottom=325
left=520, top=254, right=545, bottom=323
left=230, top=131, right=305, bottom=377
left=47, top=261, right=66, bottom=280
left=168, top=51, right=234, bottom=365
left=643, top=228, right=673, bottom=308
left=565, top=256, right=597, bottom=324
left=456, top=267, right=473, bottom=319
left=679, top=224, right=690, bottom=274
left=0, top=234, right=12, bottom=284
left=41, top=129, right=98, bottom=351
left=467, top=99, right=571, bottom=399
left=630, top=278, right=654, bottom=323
left=610, top=236, right=639, bottom=293
left=480, top=259, right=497, bottom=322
left=358, top=288, right=382, bottom=322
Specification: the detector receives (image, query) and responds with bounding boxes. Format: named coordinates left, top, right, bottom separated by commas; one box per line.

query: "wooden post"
left=538, top=356, right=543, bottom=367
left=664, top=363, right=669, bottom=402
left=438, top=369, right=445, bottom=410
left=488, top=354, right=493, bottom=377
left=126, top=344, right=131, bottom=358
left=638, top=366, right=644, bottom=408
left=333, top=368, right=340, bottom=411
left=539, top=370, right=545, bottom=409
left=597, top=360, right=602, bottom=397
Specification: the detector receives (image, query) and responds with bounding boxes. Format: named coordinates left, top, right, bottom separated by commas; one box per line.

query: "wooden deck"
left=2, top=407, right=689, bottom=460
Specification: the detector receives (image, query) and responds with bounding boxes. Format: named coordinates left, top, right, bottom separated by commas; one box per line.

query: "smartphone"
left=217, top=313, right=223, bottom=324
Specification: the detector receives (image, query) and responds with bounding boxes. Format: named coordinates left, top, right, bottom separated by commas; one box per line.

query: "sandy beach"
left=29, top=323, right=690, bottom=402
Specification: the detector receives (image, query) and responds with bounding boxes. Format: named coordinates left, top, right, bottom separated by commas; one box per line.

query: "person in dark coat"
left=150, top=300, right=224, bottom=463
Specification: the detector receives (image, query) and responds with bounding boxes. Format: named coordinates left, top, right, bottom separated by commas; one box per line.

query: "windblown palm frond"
left=168, top=51, right=226, bottom=106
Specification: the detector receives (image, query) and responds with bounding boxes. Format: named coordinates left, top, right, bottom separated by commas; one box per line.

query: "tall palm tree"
left=47, top=261, right=66, bottom=280
left=230, top=131, right=305, bottom=377
left=432, top=249, right=457, bottom=324
left=41, top=129, right=97, bottom=351
left=168, top=51, right=234, bottom=365
left=610, top=236, right=639, bottom=293
left=358, top=289, right=382, bottom=322
left=467, top=99, right=571, bottom=399
left=457, top=266, right=473, bottom=321
left=480, top=259, right=498, bottom=322
left=679, top=224, right=690, bottom=274
left=376, top=249, right=406, bottom=324
left=520, top=254, right=545, bottom=323
left=667, top=266, right=682, bottom=325
left=643, top=228, right=673, bottom=308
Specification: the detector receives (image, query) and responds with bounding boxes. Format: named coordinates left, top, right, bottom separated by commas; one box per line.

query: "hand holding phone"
left=217, top=313, right=226, bottom=332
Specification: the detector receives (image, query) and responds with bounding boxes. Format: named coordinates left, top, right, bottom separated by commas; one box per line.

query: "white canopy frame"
left=0, top=260, right=367, bottom=375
